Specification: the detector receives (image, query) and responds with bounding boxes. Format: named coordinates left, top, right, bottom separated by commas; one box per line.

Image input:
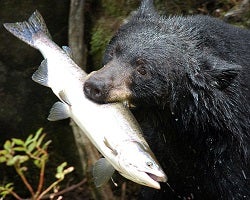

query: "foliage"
left=0, top=128, right=74, bottom=200
left=102, top=0, right=138, bottom=17
left=90, top=24, right=113, bottom=69
left=89, top=0, right=250, bottom=71
left=89, top=0, right=139, bottom=69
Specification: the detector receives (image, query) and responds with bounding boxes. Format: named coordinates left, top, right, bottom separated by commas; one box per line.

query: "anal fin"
left=47, top=101, right=70, bottom=121
left=92, top=158, right=115, bottom=187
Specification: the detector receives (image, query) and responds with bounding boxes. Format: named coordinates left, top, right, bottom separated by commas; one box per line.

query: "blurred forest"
left=0, top=0, right=249, bottom=199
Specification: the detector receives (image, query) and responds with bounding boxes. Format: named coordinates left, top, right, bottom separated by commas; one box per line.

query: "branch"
left=37, top=178, right=62, bottom=199
left=14, top=163, right=35, bottom=197
left=41, top=178, right=87, bottom=199
left=9, top=190, right=23, bottom=200
left=121, top=182, right=126, bottom=200
left=35, top=159, right=46, bottom=198
left=68, top=0, right=86, bottom=68
left=68, top=1, right=115, bottom=199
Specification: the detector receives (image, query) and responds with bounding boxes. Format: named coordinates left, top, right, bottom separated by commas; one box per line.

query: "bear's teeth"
left=123, top=100, right=129, bottom=107
left=122, top=100, right=136, bottom=109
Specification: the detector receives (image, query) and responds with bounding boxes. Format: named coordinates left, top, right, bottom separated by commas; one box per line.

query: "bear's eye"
left=109, top=51, right=114, bottom=57
left=137, top=66, right=147, bottom=75
left=136, top=59, right=147, bottom=76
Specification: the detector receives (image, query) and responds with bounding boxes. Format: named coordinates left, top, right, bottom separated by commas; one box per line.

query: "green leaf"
left=18, top=155, right=29, bottom=164
left=0, top=156, right=6, bottom=163
left=0, top=191, right=10, bottom=197
left=12, top=138, right=25, bottom=146
left=0, top=183, right=13, bottom=198
left=36, top=133, right=46, bottom=147
left=5, top=183, right=14, bottom=189
left=11, top=156, right=21, bottom=164
left=32, top=149, right=42, bottom=158
left=33, top=128, right=43, bottom=142
left=36, top=128, right=43, bottom=135
left=0, top=149, right=7, bottom=154
left=27, top=142, right=36, bottom=153
left=6, top=158, right=15, bottom=166
left=3, top=140, right=12, bottom=151
left=57, top=162, right=67, bottom=173
left=24, top=134, right=33, bottom=146
left=13, top=147, right=26, bottom=152
left=19, top=166, right=28, bottom=172
left=0, top=150, right=4, bottom=155
left=56, top=162, right=67, bottom=179
left=33, top=159, right=41, bottom=168
left=55, top=172, right=62, bottom=179
left=0, top=156, right=7, bottom=163
left=42, top=140, right=52, bottom=150
left=41, top=154, right=49, bottom=161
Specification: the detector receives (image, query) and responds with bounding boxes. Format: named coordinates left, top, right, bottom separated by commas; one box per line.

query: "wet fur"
left=84, top=0, right=250, bottom=199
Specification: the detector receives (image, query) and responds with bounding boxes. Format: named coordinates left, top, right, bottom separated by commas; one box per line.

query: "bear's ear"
left=136, top=0, right=158, bottom=18
left=207, top=57, right=242, bottom=90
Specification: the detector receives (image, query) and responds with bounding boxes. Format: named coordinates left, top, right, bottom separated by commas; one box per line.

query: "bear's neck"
left=132, top=90, right=249, bottom=160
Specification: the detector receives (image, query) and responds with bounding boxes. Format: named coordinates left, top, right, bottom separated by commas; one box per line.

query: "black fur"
left=84, top=0, right=250, bottom=199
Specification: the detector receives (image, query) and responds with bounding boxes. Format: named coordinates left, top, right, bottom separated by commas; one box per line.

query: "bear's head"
left=84, top=0, right=241, bottom=112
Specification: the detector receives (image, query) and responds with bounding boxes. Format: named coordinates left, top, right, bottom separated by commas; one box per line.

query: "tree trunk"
left=68, top=1, right=115, bottom=199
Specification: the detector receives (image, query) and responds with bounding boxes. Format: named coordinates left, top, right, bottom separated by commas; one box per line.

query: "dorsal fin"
left=32, top=59, right=49, bottom=87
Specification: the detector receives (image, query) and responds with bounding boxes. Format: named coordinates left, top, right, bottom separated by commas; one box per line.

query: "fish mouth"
left=137, top=170, right=167, bottom=189
left=119, top=170, right=167, bottom=189
left=140, top=171, right=167, bottom=189
left=146, top=172, right=167, bottom=183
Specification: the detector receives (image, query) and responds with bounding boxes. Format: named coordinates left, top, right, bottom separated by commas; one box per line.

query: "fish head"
left=117, top=141, right=167, bottom=189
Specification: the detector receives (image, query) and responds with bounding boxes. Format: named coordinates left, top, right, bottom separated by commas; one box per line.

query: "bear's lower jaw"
left=106, top=87, right=133, bottom=103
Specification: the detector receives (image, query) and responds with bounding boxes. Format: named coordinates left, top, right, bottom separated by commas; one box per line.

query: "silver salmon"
left=3, top=11, right=167, bottom=189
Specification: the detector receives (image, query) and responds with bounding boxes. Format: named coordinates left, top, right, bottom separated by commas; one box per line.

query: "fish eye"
left=146, top=161, right=153, bottom=168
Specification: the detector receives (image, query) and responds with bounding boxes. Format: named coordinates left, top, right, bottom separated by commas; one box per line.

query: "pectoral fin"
left=92, top=158, right=115, bottom=187
left=104, top=137, right=118, bottom=156
left=32, top=59, right=49, bottom=87
left=47, top=101, right=70, bottom=121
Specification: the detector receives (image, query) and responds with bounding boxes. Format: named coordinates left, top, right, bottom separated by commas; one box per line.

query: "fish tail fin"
left=3, top=10, right=51, bottom=49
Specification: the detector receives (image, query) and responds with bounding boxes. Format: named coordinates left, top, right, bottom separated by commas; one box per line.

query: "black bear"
left=84, top=0, right=250, bottom=199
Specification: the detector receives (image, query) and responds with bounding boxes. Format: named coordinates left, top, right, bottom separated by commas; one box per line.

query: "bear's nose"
left=84, top=78, right=107, bottom=103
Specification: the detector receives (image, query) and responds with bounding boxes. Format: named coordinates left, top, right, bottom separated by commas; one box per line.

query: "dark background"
left=0, top=0, right=249, bottom=199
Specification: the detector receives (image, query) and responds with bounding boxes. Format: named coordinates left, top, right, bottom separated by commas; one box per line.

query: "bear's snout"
left=84, top=75, right=110, bottom=103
